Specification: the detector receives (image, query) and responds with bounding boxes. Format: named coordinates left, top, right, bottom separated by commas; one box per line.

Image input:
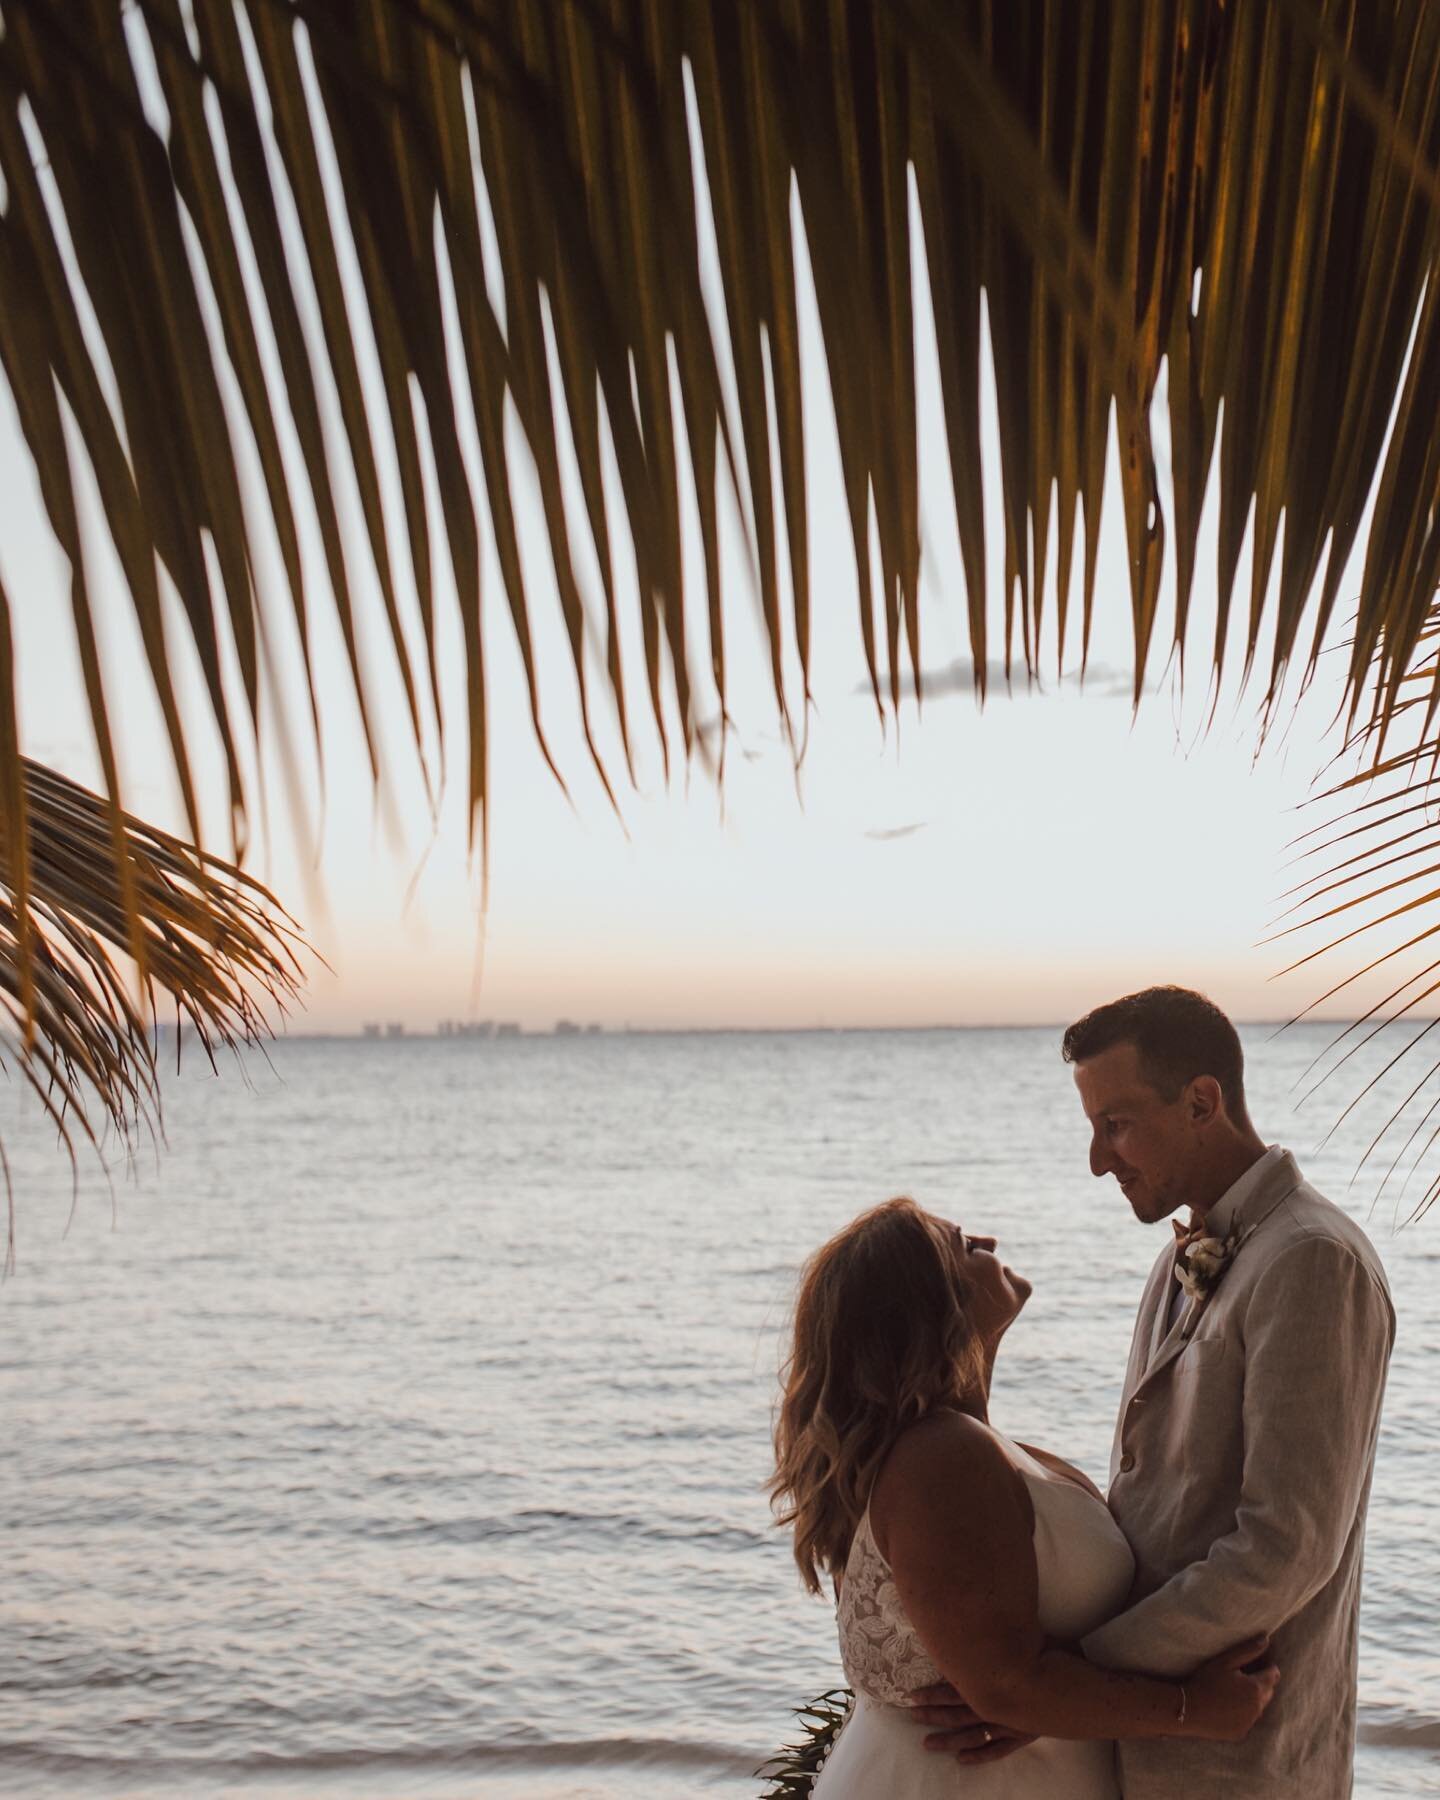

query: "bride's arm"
left=878, top=1415, right=1275, bottom=1744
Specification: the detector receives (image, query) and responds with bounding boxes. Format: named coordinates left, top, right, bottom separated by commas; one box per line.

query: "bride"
left=768, top=1198, right=1278, bottom=1796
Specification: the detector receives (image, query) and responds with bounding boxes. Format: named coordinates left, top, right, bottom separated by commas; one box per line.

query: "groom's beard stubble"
left=1122, top=1171, right=1186, bottom=1225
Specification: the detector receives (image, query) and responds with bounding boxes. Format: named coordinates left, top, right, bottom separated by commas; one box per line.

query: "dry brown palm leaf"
left=0, top=755, right=309, bottom=1269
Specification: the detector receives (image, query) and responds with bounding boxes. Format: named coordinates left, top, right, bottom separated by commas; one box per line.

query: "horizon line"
left=176, top=1016, right=1405, bottom=1040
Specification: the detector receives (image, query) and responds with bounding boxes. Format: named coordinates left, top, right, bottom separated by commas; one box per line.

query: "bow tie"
left=1173, top=1214, right=1207, bottom=1251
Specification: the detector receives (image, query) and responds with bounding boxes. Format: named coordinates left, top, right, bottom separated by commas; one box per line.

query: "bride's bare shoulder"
left=884, top=1410, right=1014, bottom=1482
left=871, top=1413, right=1028, bottom=1554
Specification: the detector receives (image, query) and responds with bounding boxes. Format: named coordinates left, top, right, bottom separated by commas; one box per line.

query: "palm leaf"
left=1270, top=628, right=1440, bottom=1218
left=18, top=0, right=1440, bottom=826
left=0, top=750, right=309, bottom=1267
left=8, top=1, right=1440, bottom=1199
left=756, top=1687, right=853, bottom=1799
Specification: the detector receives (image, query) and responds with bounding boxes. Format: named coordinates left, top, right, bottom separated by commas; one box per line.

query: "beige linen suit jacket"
left=1080, top=1149, right=1394, bottom=1799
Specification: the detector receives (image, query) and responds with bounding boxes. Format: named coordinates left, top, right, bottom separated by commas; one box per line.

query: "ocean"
left=3, top=1026, right=1436, bottom=1797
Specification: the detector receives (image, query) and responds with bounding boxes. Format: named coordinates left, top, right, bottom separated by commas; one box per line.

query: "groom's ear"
left=1186, top=1074, right=1224, bottom=1126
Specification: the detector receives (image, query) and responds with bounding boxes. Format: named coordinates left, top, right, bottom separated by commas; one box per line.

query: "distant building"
left=362, top=1022, right=381, bottom=1038
left=585, top=1023, right=602, bottom=1035
left=554, top=1019, right=580, bottom=1035
left=385, top=1022, right=405, bottom=1038
left=438, top=1019, right=455, bottom=1037
left=459, top=1020, right=494, bottom=1038
left=496, top=1021, right=521, bottom=1038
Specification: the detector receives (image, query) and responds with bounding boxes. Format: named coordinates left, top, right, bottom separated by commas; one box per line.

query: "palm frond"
left=0, top=755, right=309, bottom=1267
left=756, top=1687, right=853, bottom=1800
left=9, top=2, right=1440, bottom=1201
left=7, top=2, right=1440, bottom=825
left=1268, top=617, right=1440, bottom=1218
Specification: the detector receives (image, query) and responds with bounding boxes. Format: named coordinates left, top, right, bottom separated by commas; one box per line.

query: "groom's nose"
left=1089, top=1133, right=1113, bottom=1178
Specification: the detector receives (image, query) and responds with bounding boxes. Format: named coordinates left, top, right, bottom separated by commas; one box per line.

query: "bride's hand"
left=908, top=1681, right=1037, bottom=1764
left=1183, top=1635, right=1281, bottom=1741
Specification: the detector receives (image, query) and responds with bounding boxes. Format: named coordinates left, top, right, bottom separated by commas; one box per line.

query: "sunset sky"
left=5, top=175, right=1378, bottom=1037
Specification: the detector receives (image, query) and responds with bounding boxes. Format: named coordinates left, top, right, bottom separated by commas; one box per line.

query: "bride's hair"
left=768, top=1196, right=986, bottom=1594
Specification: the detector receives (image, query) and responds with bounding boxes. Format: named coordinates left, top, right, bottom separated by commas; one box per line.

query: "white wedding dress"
left=813, top=1422, right=1134, bottom=1797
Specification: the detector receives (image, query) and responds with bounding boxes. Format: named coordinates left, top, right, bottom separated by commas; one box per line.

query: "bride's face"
left=945, top=1220, right=1032, bottom=1344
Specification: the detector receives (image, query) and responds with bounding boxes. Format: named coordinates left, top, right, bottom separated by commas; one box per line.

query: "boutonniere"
left=1173, top=1220, right=1249, bottom=1331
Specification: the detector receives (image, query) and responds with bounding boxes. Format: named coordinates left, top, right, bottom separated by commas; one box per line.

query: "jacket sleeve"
left=1079, top=1233, right=1394, bottom=1676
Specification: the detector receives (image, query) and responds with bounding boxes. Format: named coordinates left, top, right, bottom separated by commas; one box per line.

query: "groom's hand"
left=908, top=1680, right=1036, bottom=1765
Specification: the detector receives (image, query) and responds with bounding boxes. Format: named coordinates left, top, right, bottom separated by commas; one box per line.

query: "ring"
left=982, top=1728, right=993, bottom=1744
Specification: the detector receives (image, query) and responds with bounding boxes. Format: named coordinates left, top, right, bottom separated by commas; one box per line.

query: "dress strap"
left=967, top=1415, right=1051, bottom=1479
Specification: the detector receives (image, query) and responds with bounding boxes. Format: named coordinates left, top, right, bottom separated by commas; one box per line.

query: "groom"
left=912, top=986, right=1394, bottom=1797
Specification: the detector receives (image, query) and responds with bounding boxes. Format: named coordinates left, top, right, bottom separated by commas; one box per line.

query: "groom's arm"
left=1080, top=1235, right=1394, bottom=1677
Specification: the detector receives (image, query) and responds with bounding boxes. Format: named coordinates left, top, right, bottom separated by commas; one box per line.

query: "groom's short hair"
left=1062, top=986, right=1247, bottom=1116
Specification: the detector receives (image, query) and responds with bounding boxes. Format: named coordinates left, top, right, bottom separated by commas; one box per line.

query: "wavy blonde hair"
left=768, top=1196, right=986, bottom=1594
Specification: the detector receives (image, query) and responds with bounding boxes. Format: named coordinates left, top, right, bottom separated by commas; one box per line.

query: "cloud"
left=864, top=822, right=928, bottom=841
left=854, top=660, right=1150, bottom=702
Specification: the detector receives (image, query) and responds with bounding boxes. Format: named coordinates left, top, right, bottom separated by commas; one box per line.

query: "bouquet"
left=756, top=1688, right=854, bottom=1797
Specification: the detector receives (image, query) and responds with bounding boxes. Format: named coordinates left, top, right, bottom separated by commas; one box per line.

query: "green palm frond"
left=1268, top=624, right=1440, bottom=1217
left=0, top=754, right=308, bottom=1267
left=756, top=1686, right=853, bottom=1799
left=7, top=2, right=1440, bottom=1198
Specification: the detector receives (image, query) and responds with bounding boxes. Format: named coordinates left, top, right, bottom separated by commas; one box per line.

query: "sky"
left=1, top=71, right=1392, bottom=1037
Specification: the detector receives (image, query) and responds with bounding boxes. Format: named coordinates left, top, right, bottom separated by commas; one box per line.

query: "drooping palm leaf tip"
left=756, top=1687, right=852, bottom=1798
left=1266, top=636, right=1440, bottom=1222
left=10, top=0, right=1440, bottom=823
left=0, top=757, right=308, bottom=1271
left=5, top=1, right=1440, bottom=1200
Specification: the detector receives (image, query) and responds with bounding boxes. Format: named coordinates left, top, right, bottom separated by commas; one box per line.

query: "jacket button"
left=1119, top=1452, right=1136, bottom=1472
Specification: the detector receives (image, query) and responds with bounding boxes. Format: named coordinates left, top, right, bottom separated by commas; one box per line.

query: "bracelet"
left=1175, top=1683, right=1188, bottom=1728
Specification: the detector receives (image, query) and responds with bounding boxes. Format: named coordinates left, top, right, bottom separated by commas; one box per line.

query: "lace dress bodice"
left=836, top=1506, right=946, bottom=1704
left=836, top=1425, right=1133, bottom=1706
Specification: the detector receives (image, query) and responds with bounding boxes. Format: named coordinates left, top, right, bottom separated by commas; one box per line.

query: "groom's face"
left=1072, top=1041, right=1198, bottom=1223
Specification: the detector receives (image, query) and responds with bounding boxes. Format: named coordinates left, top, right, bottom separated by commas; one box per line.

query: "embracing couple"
left=770, top=987, right=1395, bottom=1798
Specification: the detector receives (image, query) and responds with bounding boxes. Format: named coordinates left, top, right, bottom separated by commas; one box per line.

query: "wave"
left=15, top=1501, right=770, bottom=1555
left=0, top=1735, right=760, bottom=1779
left=1358, top=1717, right=1440, bottom=1751
left=367, top=1506, right=767, bottom=1551
left=9, top=1720, right=1436, bottom=1783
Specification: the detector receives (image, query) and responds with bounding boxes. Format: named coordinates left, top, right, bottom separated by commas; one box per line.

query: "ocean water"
left=2, top=1026, right=1436, bottom=1799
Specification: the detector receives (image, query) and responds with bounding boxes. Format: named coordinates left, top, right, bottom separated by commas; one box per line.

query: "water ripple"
left=4, top=1028, right=1436, bottom=1798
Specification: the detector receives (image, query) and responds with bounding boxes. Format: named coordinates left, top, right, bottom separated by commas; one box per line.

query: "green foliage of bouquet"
left=756, top=1688, right=854, bottom=1797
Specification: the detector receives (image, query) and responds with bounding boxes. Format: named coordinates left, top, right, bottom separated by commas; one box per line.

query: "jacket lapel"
left=1137, top=1152, right=1304, bottom=1388
left=1146, top=1258, right=1178, bottom=1368
left=1144, top=1300, right=1197, bottom=1385
left=1128, top=1242, right=1178, bottom=1381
